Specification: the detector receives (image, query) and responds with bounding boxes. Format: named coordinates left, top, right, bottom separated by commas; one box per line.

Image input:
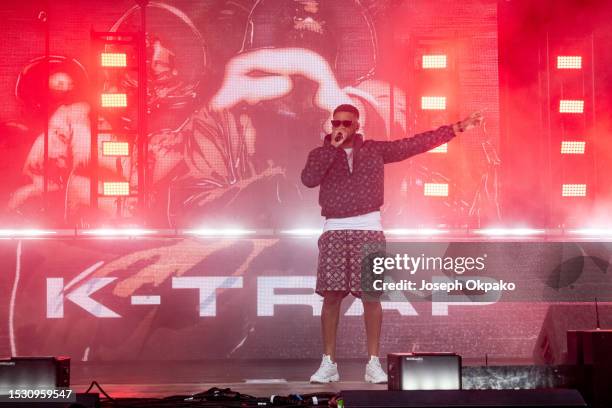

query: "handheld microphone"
left=334, top=132, right=343, bottom=143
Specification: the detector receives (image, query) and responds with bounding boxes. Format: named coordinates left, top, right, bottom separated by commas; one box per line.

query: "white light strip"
left=473, top=228, right=546, bottom=236
left=279, top=228, right=323, bottom=236
left=81, top=229, right=157, bottom=236
left=5, top=228, right=612, bottom=239
left=385, top=228, right=449, bottom=236
left=567, top=228, right=612, bottom=237
left=0, top=229, right=57, bottom=237
left=185, top=228, right=256, bottom=236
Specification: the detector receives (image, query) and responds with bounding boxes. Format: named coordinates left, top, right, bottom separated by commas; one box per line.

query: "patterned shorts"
left=316, top=229, right=386, bottom=298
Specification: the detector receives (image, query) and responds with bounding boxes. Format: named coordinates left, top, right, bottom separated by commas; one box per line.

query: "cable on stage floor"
left=82, top=382, right=338, bottom=407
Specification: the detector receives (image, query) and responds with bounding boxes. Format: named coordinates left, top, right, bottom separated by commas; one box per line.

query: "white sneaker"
left=310, top=354, right=339, bottom=383
left=365, top=356, right=387, bottom=384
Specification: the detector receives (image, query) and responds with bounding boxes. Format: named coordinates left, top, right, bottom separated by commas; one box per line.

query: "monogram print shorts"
left=316, top=229, right=386, bottom=298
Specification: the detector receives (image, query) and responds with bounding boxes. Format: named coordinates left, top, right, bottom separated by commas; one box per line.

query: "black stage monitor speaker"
left=340, top=389, right=587, bottom=408
left=534, top=304, right=612, bottom=364
left=567, top=330, right=612, bottom=408
left=0, top=356, right=70, bottom=392
left=388, top=353, right=461, bottom=390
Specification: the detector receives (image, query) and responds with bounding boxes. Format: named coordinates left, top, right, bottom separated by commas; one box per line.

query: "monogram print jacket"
left=301, top=125, right=456, bottom=218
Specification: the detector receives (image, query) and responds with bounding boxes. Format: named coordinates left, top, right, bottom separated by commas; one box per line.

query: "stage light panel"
left=562, top=184, right=586, bottom=197
left=428, top=143, right=448, bottom=153
left=421, top=97, right=446, bottom=110
left=101, top=93, right=127, bottom=108
left=557, top=56, right=582, bottom=69
left=559, top=100, right=584, bottom=113
left=102, top=182, right=130, bottom=196
left=101, top=53, right=127, bottom=67
left=102, top=141, right=130, bottom=156
left=424, top=183, right=448, bottom=196
left=421, top=96, right=446, bottom=110
left=561, top=141, right=585, bottom=154
left=422, top=55, right=447, bottom=69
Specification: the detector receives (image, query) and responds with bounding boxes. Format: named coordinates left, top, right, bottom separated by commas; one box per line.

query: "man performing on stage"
left=301, top=104, right=483, bottom=383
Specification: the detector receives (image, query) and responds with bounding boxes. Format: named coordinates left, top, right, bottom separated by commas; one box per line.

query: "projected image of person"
left=101, top=0, right=395, bottom=229
left=3, top=0, right=402, bottom=229
left=199, top=0, right=402, bottom=228
left=301, top=104, right=483, bottom=383
left=5, top=56, right=96, bottom=224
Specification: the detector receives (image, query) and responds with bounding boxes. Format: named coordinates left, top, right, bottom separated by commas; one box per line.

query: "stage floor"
left=69, top=359, right=571, bottom=399
left=70, top=381, right=386, bottom=400
left=71, top=359, right=388, bottom=397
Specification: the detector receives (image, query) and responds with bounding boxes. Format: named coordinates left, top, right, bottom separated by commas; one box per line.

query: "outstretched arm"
left=375, top=111, right=484, bottom=164
left=374, top=125, right=455, bottom=164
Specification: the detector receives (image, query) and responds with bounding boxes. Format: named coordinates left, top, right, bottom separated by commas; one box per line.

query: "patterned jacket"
left=301, top=125, right=456, bottom=218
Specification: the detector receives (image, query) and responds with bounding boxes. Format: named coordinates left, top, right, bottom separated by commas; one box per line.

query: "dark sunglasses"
left=331, top=120, right=353, bottom=128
